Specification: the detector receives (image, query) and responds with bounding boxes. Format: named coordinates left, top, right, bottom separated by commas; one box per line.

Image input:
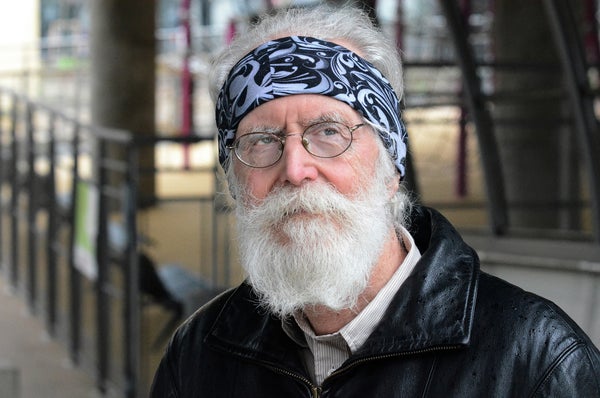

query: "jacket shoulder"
left=150, top=285, right=241, bottom=397
left=475, top=271, right=597, bottom=345
left=171, top=285, right=239, bottom=350
left=473, top=272, right=600, bottom=395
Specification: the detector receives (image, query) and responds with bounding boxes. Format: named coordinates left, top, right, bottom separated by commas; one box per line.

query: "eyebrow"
left=239, top=125, right=282, bottom=136
left=299, top=112, right=346, bottom=126
left=240, top=112, right=349, bottom=136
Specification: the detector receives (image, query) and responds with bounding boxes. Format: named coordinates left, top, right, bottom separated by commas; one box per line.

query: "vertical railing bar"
left=0, top=91, right=5, bottom=276
left=26, top=101, right=37, bottom=312
left=9, top=93, right=19, bottom=289
left=68, top=122, right=82, bottom=363
left=96, top=137, right=109, bottom=393
left=46, top=111, right=58, bottom=336
left=124, top=141, right=140, bottom=398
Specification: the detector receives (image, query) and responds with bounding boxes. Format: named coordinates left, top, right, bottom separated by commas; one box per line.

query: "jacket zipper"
left=312, top=386, right=323, bottom=398
left=266, top=345, right=460, bottom=397
left=267, top=365, right=322, bottom=397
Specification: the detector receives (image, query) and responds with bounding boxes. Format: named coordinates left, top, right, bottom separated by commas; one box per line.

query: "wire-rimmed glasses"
left=228, top=121, right=365, bottom=168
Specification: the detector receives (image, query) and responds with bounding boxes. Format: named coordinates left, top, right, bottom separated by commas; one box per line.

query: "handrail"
left=0, top=86, right=225, bottom=397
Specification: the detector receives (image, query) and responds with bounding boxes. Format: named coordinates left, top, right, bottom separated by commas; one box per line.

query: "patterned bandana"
left=216, top=35, right=407, bottom=177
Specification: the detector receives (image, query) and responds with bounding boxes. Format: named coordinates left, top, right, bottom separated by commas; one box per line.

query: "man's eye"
left=257, top=135, right=278, bottom=145
left=241, top=133, right=277, bottom=148
left=311, top=123, right=343, bottom=137
left=321, top=127, right=341, bottom=136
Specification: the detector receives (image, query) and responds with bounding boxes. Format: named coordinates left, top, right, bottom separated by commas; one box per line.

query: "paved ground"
left=0, top=277, right=103, bottom=398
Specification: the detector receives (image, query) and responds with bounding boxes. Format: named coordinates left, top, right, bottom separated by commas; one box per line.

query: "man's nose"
left=278, top=135, right=318, bottom=186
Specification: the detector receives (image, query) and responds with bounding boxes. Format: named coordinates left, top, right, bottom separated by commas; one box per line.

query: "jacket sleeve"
left=150, top=343, right=180, bottom=398
left=149, top=288, right=237, bottom=397
left=532, top=340, right=600, bottom=397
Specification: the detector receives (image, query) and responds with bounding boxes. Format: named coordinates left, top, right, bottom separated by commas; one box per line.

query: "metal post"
left=26, top=103, right=37, bottom=311
left=68, top=123, right=82, bottom=364
left=0, top=91, right=5, bottom=275
left=543, top=0, right=600, bottom=243
left=96, top=138, right=109, bottom=393
left=438, top=0, right=509, bottom=235
left=181, top=0, right=193, bottom=169
left=46, top=113, right=58, bottom=336
left=9, top=94, right=19, bottom=289
left=123, top=142, right=140, bottom=398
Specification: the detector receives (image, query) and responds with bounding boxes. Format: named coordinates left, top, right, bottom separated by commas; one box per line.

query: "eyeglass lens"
left=233, top=121, right=359, bottom=168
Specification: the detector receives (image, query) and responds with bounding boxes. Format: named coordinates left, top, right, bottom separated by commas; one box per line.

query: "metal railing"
left=0, top=86, right=232, bottom=397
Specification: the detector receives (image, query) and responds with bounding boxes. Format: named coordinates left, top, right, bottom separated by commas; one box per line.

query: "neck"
left=303, top=228, right=407, bottom=335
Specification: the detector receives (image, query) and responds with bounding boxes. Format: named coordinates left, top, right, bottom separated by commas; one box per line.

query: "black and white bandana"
left=216, top=35, right=407, bottom=177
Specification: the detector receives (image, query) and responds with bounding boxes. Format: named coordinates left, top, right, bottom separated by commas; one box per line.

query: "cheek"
left=234, top=166, right=274, bottom=201
left=334, top=148, right=379, bottom=193
left=246, top=178, right=269, bottom=199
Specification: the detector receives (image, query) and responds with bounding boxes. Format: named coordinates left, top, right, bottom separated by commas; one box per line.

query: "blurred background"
left=0, top=0, right=599, bottom=397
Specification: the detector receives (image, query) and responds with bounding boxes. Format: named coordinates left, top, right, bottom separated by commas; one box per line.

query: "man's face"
left=228, top=94, right=397, bottom=316
left=233, top=94, right=382, bottom=204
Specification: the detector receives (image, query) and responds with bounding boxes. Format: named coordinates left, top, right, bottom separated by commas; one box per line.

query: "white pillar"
left=0, top=0, right=40, bottom=91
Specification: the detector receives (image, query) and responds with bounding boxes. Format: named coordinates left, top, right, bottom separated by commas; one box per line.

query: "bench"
left=138, top=252, right=222, bottom=348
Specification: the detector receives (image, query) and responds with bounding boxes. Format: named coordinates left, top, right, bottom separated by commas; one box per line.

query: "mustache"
left=245, top=183, right=355, bottom=223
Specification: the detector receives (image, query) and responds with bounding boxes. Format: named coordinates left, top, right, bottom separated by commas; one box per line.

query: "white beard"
left=235, top=175, right=393, bottom=318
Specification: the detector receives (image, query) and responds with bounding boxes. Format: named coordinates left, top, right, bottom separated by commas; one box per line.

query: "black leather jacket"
left=151, top=207, right=600, bottom=397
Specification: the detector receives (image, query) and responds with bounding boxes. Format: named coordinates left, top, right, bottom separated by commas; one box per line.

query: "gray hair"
left=208, top=4, right=404, bottom=103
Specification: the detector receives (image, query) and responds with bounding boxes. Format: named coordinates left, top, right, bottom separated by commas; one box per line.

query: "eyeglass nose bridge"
left=279, top=132, right=310, bottom=151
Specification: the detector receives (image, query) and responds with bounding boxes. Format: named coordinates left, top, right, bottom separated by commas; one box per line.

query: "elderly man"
left=151, top=4, right=600, bottom=397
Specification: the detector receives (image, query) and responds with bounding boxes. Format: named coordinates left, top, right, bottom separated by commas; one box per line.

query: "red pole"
left=584, top=0, right=600, bottom=65
left=395, top=0, right=403, bottom=50
left=181, top=0, right=193, bottom=169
